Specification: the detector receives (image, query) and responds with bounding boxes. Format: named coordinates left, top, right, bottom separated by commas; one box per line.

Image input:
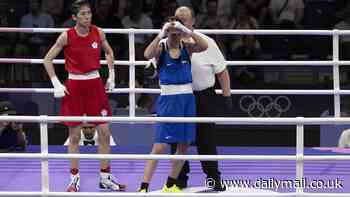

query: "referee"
left=170, top=6, right=232, bottom=191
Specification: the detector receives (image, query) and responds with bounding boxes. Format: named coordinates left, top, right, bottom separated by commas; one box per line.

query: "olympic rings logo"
left=239, top=95, right=292, bottom=117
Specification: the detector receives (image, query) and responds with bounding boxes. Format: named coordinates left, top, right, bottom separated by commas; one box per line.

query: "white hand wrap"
left=158, top=22, right=171, bottom=39
left=50, top=76, right=66, bottom=98
left=174, top=21, right=192, bottom=35
left=105, top=68, right=115, bottom=92
left=145, top=58, right=158, bottom=79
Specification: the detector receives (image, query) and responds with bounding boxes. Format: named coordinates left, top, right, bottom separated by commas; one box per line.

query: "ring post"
left=40, top=115, right=49, bottom=197
left=332, top=29, right=340, bottom=117
left=128, top=29, right=136, bottom=118
left=296, top=117, right=304, bottom=196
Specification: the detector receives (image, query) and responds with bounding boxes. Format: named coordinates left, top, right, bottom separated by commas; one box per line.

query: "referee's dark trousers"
left=171, top=86, right=221, bottom=188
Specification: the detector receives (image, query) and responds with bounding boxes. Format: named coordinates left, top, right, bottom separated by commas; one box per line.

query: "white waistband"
left=68, top=70, right=100, bottom=80
left=160, top=83, right=193, bottom=96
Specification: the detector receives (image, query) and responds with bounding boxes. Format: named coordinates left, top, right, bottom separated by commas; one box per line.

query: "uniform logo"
left=91, top=41, right=98, bottom=49
left=182, top=60, right=187, bottom=64
left=101, top=109, right=108, bottom=116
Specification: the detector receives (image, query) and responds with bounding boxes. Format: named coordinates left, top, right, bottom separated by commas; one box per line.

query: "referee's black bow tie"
left=83, top=140, right=95, bottom=146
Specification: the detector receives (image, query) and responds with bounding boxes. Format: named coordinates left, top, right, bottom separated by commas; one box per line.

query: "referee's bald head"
left=175, top=6, right=195, bottom=29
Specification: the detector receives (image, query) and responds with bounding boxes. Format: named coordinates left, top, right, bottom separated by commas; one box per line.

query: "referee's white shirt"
left=191, top=32, right=227, bottom=91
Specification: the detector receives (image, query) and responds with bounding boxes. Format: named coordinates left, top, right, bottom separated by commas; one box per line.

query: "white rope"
left=0, top=58, right=147, bottom=66
left=1, top=58, right=350, bottom=66
left=0, top=191, right=298, bottom=197
left=1, top=191, right=350, bottom=197
left=1, top=116, right=350, bottom=125
left=1, top=88, right=349, bottom=95
left=5, top=88, right=350, bottom=95
left=303, top=195, right=350, bottom=197
left=226, top=61, right=350, bottom=66
left=45, top=193, right=350, bottom=197
left=0, top=88, right=134, bottom=94
left=0, top=153, right=295, bottom=160
left=1, top=153, right=350, bottom=161
left=1, top=27, right=350, bottom=35
left=196, top=29, right=350, bottom=35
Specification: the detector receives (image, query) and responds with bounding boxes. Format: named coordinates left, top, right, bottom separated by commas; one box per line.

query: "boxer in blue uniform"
left=138, top=17, right=208, bottom=192
left=156, top=40, right=195, bottom=144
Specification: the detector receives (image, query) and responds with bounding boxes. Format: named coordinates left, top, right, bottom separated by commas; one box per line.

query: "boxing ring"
left=1, top=28, right=350, bottom=196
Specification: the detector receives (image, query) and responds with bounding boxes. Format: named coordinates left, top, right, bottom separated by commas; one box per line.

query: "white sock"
left=71, top=173, right=80, bottom=178
left=100, top=172, right=110, bottom=179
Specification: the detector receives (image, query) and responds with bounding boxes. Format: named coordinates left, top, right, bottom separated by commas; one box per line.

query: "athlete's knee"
left=151, top=143, right=167, bottom=154
left=97, top=123, right=110, bottom=141
left=69, top=133, right=80, bottom=145
left=69, top=126, right=81, bottom=145
left=99, top=130, right=110, bottom=141
left=175, top=143, right=189, bottom=155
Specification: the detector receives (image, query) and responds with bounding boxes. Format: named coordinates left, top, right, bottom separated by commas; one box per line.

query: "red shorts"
left=61, top=77, right=112, bottom=126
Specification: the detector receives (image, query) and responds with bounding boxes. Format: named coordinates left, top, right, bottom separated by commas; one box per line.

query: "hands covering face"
left=158, top=17, right=192, bottom=39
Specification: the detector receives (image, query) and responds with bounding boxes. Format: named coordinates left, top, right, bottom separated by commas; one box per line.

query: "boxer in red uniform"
left=43, top=0, right=125, bottom=192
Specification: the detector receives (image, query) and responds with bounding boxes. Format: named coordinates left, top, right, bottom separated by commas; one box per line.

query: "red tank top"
left=64, top=25, right=101, bottom=74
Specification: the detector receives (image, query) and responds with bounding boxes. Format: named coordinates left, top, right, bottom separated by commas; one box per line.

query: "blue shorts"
left=155, top=93, right=196, bottom=143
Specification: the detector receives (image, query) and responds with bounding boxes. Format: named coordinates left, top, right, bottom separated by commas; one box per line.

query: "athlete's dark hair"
left=71, top=0, right=91, bottom=16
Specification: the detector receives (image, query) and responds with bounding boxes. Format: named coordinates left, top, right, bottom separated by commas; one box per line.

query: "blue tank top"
left=158, top=42, right=192, bottom=85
